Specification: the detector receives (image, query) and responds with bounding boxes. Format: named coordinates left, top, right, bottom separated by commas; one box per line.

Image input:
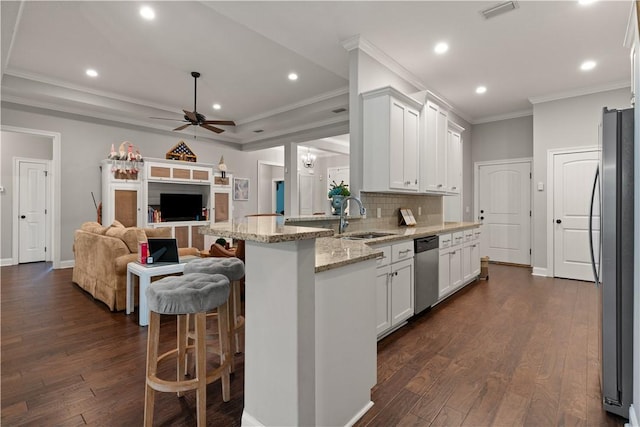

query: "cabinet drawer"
left=374, top=246, right=392, bottom=268
left=391, top=241, right=414, bottom=263
left=439, top=233, right=452, bottom=248
left=473, top=229, right=482, bottom=241
left=452, top=231, right=464, bottom=246
left=464, top=229, right=474, bottom=241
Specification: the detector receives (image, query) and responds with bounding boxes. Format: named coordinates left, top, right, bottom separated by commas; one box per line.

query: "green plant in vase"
left=328, top=180, right=350, bottom=215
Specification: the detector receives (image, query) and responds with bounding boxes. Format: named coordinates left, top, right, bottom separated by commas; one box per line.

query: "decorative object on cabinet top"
left=107, top=141, right=143, bottom=180
left=166, top=140, right=197, bottom=162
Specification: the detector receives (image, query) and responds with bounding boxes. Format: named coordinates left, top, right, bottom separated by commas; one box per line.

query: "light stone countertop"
left=203, top=216, right=333, bottom=243
left=202, top=219, right=480, bottom=272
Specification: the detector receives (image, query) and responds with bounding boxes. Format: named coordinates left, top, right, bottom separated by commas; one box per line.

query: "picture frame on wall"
left=233, top=177, right=249, bottom=201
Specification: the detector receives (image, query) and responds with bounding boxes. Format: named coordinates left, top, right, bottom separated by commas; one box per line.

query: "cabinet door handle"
left=398, top=249, right=411, bottom=254
left=451, top=186, right=457, bottom=190
left=437, top=184, right=443, bottom=188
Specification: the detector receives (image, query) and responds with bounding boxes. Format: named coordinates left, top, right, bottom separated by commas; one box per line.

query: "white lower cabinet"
left=375, top=242, right=414, bottom=339
left=438, top=228, right=481, bottom=300
left=375, top=265, right=392, bottom=335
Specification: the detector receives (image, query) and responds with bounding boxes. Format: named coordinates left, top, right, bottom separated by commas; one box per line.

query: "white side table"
left=126, top=262, right=188, bottom=326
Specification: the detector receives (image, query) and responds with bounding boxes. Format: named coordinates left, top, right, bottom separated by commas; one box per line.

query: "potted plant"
left=328, top=180, right=350, bottom=215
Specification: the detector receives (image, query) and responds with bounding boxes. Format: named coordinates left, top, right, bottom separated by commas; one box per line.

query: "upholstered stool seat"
left=184, top=257, right=245, bottom=364
left=144, top=273, right=231, bottom=427
left=184, top=257, right=245, bottom=281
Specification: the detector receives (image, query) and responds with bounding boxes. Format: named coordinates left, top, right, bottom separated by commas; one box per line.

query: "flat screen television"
left=160, top=193, right=202, bottom=221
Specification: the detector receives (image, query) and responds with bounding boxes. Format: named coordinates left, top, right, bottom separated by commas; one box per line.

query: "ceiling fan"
left=152, top=71, right=235, bottom=134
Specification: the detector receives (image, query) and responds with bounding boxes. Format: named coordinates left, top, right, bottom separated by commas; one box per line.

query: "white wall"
left=1, top=103, right=283, bottom=263
left=471, top=115, right=533, bottom=163
left=257, top=161, right=284, bottom=214
left=531, top=88, right=631, bottom=272
left=0, top=131, right=53, bottom=260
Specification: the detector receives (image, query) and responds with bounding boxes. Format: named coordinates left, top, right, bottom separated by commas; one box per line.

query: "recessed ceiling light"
left=475, top=86, right=487, bottom=94
left=434, top=42, right=449, bottom=54
left=288, top=73, right=298, bottom=81
left=86, top=69, right=98, bottom=77
left=212, top=103, right=221, bottom=110
left=578, top=0, right=597, bottom=5
left=140, top=6, right=155, bottom=20
left=580, top=60, right=596, bottom=71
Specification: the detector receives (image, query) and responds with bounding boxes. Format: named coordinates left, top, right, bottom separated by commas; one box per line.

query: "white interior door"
left=19, top=161, right=47, bottom=263
left=298, top=174, right=313, bottom=215
left=552, top=150, right=599, bottom=281
left=477, top=161, right=531, bottom=265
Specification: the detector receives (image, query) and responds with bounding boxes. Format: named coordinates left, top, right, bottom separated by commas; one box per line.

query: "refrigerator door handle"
left=588, top=165, right=601, bottom=286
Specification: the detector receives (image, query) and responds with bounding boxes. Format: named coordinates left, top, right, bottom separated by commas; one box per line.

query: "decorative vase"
left=331, top=195, right=345, bottom=215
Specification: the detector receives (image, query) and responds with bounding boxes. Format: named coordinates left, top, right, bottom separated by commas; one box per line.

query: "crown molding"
left=242, top=114, right=348, bottom=144
left=236, top=86, right=348, bottom=125
left=3, top=69, right=182, bottom=116
left=471, top=109, right=533, bottom=125
left=0, top=96, right=241, bottom=145
left=528, top=80, right=630, bottom=105
left=342, top=35, right=427, bottom=92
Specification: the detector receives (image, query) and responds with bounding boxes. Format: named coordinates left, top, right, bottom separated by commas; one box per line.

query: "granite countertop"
left=315, top=237, right=382, bottom=273
left=341, top=221, right=481, bottom=246
left=202, top=219, right=480, bottom=273
left=202, top=216, right=333, bottom=243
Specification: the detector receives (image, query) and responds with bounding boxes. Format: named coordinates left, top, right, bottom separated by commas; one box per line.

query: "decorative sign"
left=399, top=208, right=417, bottom=226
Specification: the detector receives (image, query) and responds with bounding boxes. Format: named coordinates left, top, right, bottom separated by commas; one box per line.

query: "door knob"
left=480, top=216, right=484, bottom=220
left=20, top=215, right=26, bottom=219
left=480, top=210, right=484, bottom=213
left=556, top=219, right=562, bottom=224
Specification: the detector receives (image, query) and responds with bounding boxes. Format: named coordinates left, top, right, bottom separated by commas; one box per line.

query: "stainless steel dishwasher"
left=414, top=235, right=439, bottom=314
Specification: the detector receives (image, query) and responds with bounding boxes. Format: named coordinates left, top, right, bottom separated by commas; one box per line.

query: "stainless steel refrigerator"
left=589, top=107, right=634, bottom=418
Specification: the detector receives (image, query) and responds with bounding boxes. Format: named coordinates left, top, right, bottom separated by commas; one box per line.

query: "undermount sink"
left=339, top=231, right=397, bottom=240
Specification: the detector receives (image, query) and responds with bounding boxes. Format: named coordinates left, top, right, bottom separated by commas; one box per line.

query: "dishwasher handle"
left=414, top=236, right=439, bottom=252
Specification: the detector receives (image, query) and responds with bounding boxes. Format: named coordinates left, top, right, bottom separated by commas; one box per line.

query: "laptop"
left=144, top=238, right=180, bottom=266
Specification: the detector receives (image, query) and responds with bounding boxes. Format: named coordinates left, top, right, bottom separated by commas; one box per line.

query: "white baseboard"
left=241, top=400, right=374, bottom=427
left=241, top=411, right=264, bottom=426
left=0, top=258, right=75, bottom=268
left=628, top=404, right=639, bottom=427
left=57, top=260, right=74, bottom=269
left=345, top=401, right=374, bottom=427
left=531, top=267, right=549, bottom=277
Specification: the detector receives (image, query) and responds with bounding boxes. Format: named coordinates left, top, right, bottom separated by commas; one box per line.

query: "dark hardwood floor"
left=1, top=262, right=627, bottom=426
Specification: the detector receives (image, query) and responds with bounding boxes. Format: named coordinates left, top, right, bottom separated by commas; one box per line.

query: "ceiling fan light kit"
left=152, top=71, right=236, bottom=135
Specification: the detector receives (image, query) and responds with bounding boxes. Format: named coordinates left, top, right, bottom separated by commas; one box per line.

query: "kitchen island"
left=203, top=216, right=381, bottom=427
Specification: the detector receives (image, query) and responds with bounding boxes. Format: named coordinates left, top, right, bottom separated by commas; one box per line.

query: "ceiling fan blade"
left=173, top=123, right=192, bottom=131
left=183, top=109, right=198, bottom=123
left=150, top=117, right=186, bottom=121
left=202, top=120, right=236, bottom=126
left=200, top=123, right=224, bottom=134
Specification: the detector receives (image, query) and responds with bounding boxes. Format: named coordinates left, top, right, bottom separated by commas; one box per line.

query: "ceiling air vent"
left=332, top=108, right=347, bottom=114
left=253, top=129, right=264, bottom=133
left=480, top=1, right=519, bottom=19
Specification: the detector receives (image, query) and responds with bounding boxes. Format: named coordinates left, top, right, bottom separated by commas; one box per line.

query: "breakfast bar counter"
left=203, top=217, right=379, bottom=426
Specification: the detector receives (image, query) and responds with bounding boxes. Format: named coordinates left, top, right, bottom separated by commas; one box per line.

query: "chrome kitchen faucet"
left=339, top=196, right=366, bottom=234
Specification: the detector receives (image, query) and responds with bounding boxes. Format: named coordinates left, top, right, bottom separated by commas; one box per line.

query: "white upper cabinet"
left=420, top=100, right=448, bottom=193
left=446, top=128, right=462, bottom=194
left=363, top=87, right=421, bottom=193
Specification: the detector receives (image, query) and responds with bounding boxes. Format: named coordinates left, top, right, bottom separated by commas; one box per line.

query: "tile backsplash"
left=357, top=192, right=443, bottom=230
left=289, top=192, right=443, bottom=232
